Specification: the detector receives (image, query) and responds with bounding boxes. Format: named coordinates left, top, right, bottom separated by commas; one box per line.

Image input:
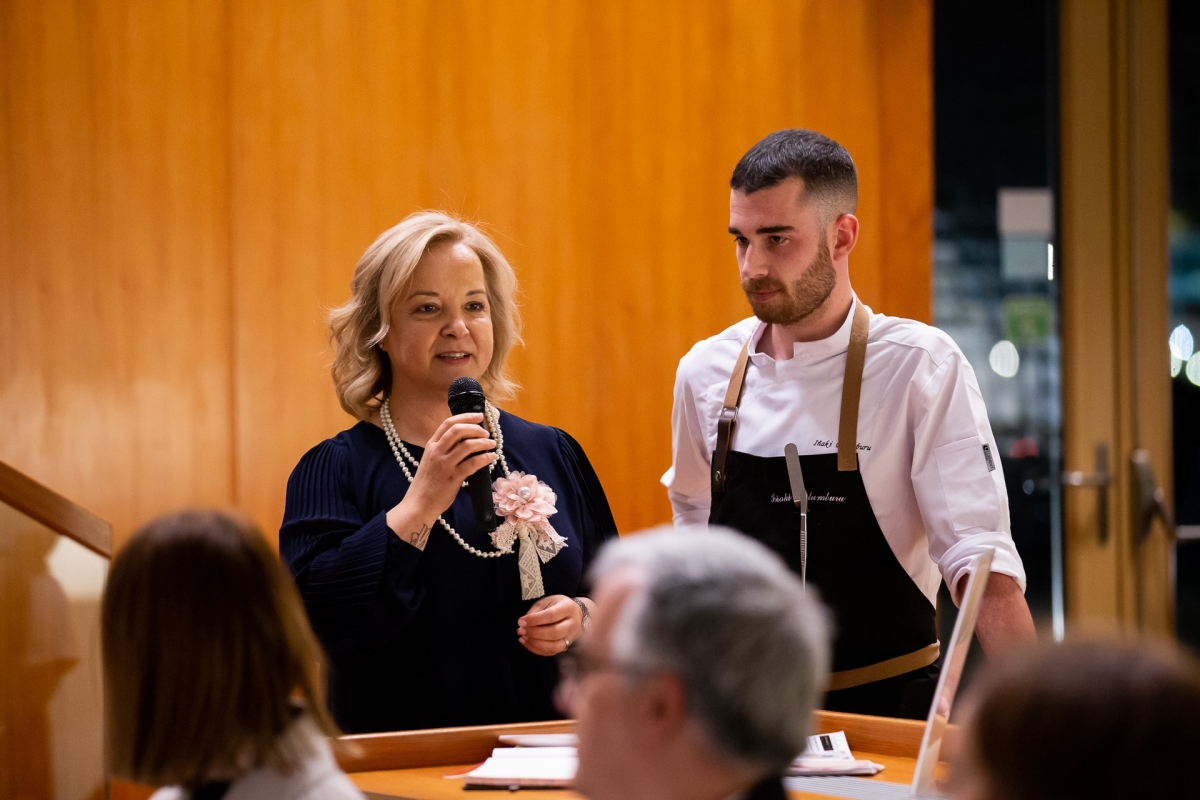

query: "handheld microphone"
left=447, top=377, right=497, bottom=533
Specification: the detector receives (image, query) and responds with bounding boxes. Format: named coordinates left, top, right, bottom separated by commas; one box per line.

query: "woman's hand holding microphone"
left=385, top=412, right=496, bottom=550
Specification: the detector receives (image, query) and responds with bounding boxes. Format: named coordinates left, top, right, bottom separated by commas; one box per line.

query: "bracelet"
left=572, top=597, right=591, bottom=631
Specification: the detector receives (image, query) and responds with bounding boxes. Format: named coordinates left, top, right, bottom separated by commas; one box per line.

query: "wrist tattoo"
left=406, top=523, right=431, bottom=551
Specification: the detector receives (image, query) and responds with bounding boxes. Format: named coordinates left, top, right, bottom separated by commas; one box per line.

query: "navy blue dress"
left=280, top=411, right=618, bottom=733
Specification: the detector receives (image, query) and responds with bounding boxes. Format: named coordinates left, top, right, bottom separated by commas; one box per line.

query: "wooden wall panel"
left=2, top=0, right=930, bottom=540
left=875, top=1, right=936, bottom=323
left=0, top=0, right=232, bottom=544
left=229, top=0, right=934, bottom=536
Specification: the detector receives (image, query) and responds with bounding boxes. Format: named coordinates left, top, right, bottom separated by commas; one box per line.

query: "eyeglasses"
left=553, top=650, right=663, bottom=716
left=556, top=648, right=658, bottom=685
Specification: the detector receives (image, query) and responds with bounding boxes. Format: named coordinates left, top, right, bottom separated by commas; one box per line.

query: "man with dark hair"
left=730, top=129, right=859, bottom=224
left=663, top=129, right=1035, bottom=719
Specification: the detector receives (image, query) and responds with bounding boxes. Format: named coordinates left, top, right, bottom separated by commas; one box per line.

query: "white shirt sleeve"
left=909, top=351, right=1028, bottom=604
left=663, top=357, right=713, bottom=527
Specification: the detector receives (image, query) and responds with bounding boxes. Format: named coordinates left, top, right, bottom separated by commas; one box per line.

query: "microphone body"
left=447, top=377, right=497, bottom=533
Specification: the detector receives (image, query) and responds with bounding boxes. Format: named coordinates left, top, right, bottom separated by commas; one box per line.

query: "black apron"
left=708, top=302, right=940, bottom=719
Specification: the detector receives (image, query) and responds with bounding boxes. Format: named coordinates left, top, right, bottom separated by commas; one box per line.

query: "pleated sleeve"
left=555, top=428, right=619, bottom=575
left=279, top=439, right=424, bottom=662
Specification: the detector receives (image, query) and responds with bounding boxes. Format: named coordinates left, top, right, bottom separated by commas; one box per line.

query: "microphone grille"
left=448, top=378, right=487, bottom=416
left=448, top=377, right=484, bottom=400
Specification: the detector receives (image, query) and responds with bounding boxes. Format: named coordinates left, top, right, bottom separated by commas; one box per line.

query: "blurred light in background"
left=1171, top=324, right=1194, bottom=378
left=989, top=340, right=1021, bottom=378
left=1170, top=324, right=1194, bottom=359
left=934, top=0, right=1062, bottom=649
left=999, top=188, right=1055, bottom=281
left=1188, top=354, right=1200, bottom=387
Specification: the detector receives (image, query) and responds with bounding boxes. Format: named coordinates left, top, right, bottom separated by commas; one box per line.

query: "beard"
left=742, top=237, right=837, bottom=325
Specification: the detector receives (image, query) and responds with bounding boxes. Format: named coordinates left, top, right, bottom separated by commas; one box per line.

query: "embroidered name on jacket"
left=770, top=492, right=848, bottom=504
left=813, top=439, right=873, bottom=451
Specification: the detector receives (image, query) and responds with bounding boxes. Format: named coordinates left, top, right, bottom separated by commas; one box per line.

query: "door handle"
left=1063, top=442, right=1111, bottom=543
left=1130, top=449, right=1175, bottom=542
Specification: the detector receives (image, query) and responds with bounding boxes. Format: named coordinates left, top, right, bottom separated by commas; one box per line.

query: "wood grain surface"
left=1059, top=0, right=1173, bottom=633
left=350, top=754, right=918, bottom=800
left=109, top=711, right=937, bottom=799
left=0, top=459, right=112, bottom=557
left=337, top=719, right=577, bottom=774
left=340, top=711, right=930, bottom=800
left=333, top=710, right=938, bottom=771
left=2, top=0, right=932, bottom=545
left=0, top=0, right=234, bottom=544
left=811, top=710, right=930, bottom=759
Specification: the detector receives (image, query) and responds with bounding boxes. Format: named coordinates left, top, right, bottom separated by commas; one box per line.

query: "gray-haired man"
left=558, top=526, right=830, bottom=800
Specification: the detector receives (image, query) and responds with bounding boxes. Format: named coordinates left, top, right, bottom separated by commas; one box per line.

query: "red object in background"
left=1008, top=437, right=1040, bottom=459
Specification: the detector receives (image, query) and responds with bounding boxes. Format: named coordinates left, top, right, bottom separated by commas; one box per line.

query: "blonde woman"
left=280, top=211, right=618, bottom=733
left=103, top=510, right=362, bottom=800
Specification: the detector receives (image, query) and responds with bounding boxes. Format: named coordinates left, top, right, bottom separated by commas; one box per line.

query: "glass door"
left=938, top=0, right=1178, bottom=645
left=933, top=0, right=1063, bottom=644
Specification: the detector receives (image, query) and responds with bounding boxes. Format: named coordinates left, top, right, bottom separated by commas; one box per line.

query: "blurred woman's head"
left=949, top=639, right=1200, bottom=800
left=330, top=211, right=522, bottom=418
left=102, top=510, right=336, bottom=787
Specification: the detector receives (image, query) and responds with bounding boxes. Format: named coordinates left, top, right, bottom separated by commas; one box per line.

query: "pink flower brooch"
left=491, top=472, right=568, bottom=600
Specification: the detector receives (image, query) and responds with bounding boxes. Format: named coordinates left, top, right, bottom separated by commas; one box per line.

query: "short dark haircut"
left=730, top=129, right=858, bottom=218
left=963, top=639, right=1200, bottom=800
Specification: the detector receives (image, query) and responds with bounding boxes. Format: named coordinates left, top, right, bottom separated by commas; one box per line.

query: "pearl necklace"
left=379, top=398, right=511, bottom=559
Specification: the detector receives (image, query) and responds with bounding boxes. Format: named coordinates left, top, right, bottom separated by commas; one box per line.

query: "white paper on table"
left=787, top=757, right=886, bottom=776
left=465, top=756, right=577, bottom=781
left=497, top=733, right=579, bottom=747
left=457, top=746, right=579, bottom=788
left=485, top=746, right=578, bottom=759
left=789, top=731, right=885, bottom=776
left=802, top=730, right=855, bottom=759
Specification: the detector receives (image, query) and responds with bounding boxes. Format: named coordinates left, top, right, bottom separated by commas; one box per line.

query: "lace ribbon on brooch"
left=491, top=472, right=568, bottom=600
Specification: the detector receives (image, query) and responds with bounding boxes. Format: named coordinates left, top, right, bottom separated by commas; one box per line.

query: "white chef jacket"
left=662, top=298, right=1027, bottom=606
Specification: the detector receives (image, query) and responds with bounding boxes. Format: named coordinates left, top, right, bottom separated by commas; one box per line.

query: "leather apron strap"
left=838, top=301, right=871, bottom=472
left=712, top=343, right=752, bottom=492
left=712, top=299, right=871, bottom=491
left=711, top=300, right=938, bottom=690
left=827, top=640, right=941, bottom=692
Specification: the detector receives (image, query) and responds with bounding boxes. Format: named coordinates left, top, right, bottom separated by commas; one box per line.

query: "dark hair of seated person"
left=102, top=510, right=340, bottom=788
left=956, top=639, right=1200, bottom=800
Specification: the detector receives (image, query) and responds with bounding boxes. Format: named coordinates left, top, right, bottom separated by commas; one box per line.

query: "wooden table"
left=341, top=711, right=937, bottom=800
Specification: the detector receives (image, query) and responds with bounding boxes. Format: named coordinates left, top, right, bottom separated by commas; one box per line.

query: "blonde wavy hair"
left=330, top=211, right=522, bottom=419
